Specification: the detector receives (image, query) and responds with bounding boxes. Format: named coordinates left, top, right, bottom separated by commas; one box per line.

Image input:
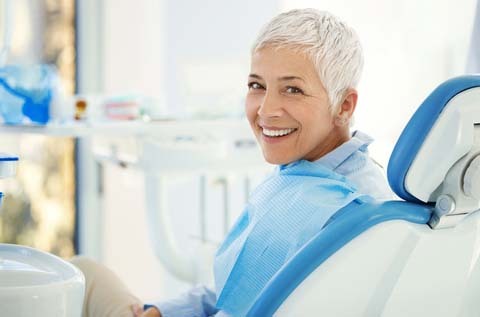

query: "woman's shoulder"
left=337, top=150, right=396, bottom=201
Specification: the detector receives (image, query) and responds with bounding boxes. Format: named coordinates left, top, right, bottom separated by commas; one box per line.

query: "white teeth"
left=262, top=128, right=296, bottom=137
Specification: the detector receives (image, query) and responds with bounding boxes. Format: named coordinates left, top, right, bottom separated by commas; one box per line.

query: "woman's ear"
left=334, top=88, right=358, bottom=126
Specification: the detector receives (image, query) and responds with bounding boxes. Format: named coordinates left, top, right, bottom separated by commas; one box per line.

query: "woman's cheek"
left=245, top=95, right=260, bottom=120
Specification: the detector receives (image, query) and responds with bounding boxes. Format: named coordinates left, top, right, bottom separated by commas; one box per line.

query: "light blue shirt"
left=153, top=131, right=394, bottom=317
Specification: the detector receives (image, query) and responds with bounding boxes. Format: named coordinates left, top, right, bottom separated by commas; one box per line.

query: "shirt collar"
left=313, top=130, right=373, bottom=171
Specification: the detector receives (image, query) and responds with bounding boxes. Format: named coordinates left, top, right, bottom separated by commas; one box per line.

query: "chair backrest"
left=387, top=75, right=480, bottom=204
left=388, top=75, right=480, bottom=228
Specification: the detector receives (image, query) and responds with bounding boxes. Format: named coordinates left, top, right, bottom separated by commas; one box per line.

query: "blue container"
left=0, top=65, right=58, bottom=125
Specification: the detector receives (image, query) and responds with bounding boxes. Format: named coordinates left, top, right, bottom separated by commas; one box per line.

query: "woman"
left=73, top=8, right=393, bottom=317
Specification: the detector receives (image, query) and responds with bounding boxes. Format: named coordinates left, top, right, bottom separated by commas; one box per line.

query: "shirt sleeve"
left=147, top=285, right=219, bottom=317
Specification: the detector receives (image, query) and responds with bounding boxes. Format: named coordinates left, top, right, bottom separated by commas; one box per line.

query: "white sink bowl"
left=0, top=243, right=85, bottom=317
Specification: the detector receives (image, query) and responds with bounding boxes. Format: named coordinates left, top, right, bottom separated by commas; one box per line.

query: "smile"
left=262, top=127, right=297, bottom=137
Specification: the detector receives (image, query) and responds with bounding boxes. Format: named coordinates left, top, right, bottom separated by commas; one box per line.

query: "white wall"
left=102, top=0, right=166, bottom=105
left=467, top=1, right=480, bottom=72
left=102, top=0, right=279, bottom=118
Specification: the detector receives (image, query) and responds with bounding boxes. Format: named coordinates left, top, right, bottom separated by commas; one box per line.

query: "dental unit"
left=0, top=154, right=85, bottom=317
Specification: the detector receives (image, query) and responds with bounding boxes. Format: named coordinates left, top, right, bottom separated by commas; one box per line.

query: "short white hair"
left=252, top=9, right=364, bottom=112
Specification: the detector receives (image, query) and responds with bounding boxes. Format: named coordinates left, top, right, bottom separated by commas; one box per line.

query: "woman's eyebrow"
left=248, top=74, right=305, bottom=82
left=248, top=73, right=263, bottom=80
left=278, top=76, right=305, bottom=82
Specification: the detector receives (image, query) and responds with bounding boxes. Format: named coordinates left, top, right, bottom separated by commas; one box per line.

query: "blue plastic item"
left=0, top=154, right=18, bottom=161
left=0, top=154, right=18, bottom=210
left=0, top=64, right=59, bottom=125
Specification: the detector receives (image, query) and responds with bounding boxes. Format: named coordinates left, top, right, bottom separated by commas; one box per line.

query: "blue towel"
left=214, top=160, right=368, bottom=316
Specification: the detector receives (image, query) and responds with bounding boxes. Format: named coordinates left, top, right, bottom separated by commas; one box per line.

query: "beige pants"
left=71, top=257, right=142, bottom=317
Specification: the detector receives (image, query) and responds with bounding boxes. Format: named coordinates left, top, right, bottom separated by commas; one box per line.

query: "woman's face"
left=246, top=46, right=350, bottom=165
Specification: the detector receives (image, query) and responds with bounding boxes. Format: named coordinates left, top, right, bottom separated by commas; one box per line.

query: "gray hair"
left=252, top=9, right=364, bottom=112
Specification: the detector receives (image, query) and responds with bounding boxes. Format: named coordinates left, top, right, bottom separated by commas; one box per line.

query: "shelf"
left=0, top=118, right=251, bottom=138
left=0, top=120, right=147, bottom=137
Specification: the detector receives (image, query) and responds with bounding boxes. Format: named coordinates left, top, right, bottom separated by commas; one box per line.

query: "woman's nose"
left=257, top=92, right=283, bottom=117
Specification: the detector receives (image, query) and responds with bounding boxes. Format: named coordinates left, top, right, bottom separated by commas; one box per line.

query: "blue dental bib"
left=214, top=160, right=369, bottom=316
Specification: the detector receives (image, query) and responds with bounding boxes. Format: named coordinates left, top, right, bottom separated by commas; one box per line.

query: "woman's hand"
left=131, top=304, right=162, bottom=317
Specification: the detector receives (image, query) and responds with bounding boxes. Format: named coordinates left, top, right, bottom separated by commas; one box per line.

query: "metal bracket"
left=428, top=126, right=480, bottom=229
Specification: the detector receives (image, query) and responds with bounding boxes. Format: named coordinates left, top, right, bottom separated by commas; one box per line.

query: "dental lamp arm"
left=144, top=173, right=197, bottom=282
left=143, top=172, right=219, bottom=316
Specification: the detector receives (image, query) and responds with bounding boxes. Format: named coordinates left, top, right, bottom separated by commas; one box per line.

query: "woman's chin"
left=263, top=153, right=297, bottom=165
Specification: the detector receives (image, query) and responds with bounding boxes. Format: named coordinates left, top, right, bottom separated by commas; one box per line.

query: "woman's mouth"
left=262, top=127, right=297, bottom=137
left=261, top=127, right=298, bottom=142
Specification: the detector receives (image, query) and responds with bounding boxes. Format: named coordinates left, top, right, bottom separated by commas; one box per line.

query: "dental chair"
left=246, top=75, right=480, bottom=317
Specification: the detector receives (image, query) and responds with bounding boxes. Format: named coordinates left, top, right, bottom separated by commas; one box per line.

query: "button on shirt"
left=153, top=130, right=395, bottom=317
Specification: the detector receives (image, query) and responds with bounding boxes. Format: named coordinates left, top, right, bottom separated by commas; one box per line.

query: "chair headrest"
left=387, top=75, right=480, bottom=203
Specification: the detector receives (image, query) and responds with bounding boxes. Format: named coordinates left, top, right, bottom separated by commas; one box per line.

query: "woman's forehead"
left=250, top=46, right=319, bottom=81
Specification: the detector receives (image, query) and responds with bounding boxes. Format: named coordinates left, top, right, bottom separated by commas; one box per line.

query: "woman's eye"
left=285, top=86, right=304, bottom=94
left=248, top=82, right=264, bottom=90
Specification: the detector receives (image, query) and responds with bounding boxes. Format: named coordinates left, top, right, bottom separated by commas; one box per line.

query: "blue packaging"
left=0, top=64, right=58, bottom=125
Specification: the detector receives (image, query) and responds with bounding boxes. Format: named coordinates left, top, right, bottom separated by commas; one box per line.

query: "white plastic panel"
left=275, top=220, right=426, bottom=317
